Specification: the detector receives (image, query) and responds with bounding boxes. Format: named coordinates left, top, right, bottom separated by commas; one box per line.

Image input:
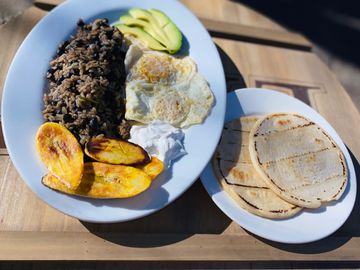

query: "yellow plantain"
left=36, top=122, right=83, bottom=189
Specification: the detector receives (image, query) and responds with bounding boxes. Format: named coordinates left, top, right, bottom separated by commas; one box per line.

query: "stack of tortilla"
left=213, top=113, right=348, bottom=219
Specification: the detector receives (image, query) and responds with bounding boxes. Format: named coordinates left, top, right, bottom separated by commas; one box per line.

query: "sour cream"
left=129, top=120, right=187, bottom=168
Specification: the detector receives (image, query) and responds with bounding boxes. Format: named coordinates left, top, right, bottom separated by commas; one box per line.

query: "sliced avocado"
left=121, top=8, right=182, bottom=54
left=148, top=9, right=172, bottom=27
left=163, top=23, right=182, bottom=53
left=119, top=15, right=168, bottom=46
left=128, top=8, right=169, bottom=46
left=119, top=15, right=147, bottom=28
left=148, top=9, right=182, bottom=54
left=115, top=24, right=167, bottom=51
left=128, top=8, right=155, bottom=23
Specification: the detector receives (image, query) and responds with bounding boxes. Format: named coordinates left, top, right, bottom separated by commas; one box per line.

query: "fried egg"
left=124, top=45, right=214, bottom=128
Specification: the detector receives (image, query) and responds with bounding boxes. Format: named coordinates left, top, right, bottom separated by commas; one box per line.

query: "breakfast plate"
left=1, top=0, right=226, bottom=222
left=200, top=89, right=357, bottom=244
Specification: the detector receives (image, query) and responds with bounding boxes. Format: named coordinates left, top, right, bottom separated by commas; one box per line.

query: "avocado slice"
left=115, top=24, right=168, bottom=51
left=148, top=9, right=182, bottom=54
left=127, top=8, right=169, bottom=46
left=119, top=15, right=168, bottom=46
left=128, top=8, right=182, bottom=54
left=128, top=8, right=155, bottom=24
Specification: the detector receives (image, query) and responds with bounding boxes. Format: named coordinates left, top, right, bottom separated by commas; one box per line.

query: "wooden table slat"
left=201, top=18, right=312, bottom=50
left=1, top=232, right=360, bottom=261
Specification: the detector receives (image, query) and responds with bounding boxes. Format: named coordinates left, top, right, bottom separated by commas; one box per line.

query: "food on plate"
left=42, top=162, right=151, bottom=198
left=35, top=123, right=156, bottom=198
left=38, top=8, right=207, bottom=199
left=116, top=25, right=168, bottom=52
left=85, top=137, right=150, bottom=165
left=213, top=116, right=301, bottom=219
left=124, top=45, right=214, bottom=128
left=43, top=19, right=130, bottom=146
left=35, top=122, right=84, bottom=189
left=249, top=113, right=348, bottom=208
left=129, top=120, right=187, bottom=168
left=116, top=8, right=182, bottom=54
left=136, top=156, right=164, bottom=180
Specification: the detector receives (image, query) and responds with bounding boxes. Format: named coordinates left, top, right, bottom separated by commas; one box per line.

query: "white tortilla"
left=249, top=113, right=348, bottom=208
left=214, top=116, right=301, bottom=219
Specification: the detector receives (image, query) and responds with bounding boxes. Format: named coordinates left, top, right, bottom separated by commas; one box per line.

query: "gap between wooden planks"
left=32, top=0, right=311, bottom=50
left=0, top=232, right=360, bottom=261
left=201, top=18, right=311, bottom=50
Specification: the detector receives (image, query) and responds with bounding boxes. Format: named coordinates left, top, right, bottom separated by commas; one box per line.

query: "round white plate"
left=200, top=88, right=357, bottom=244
left=1, top=0, right=226, bottom=222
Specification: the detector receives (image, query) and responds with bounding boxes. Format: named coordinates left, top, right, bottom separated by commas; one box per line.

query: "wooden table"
left=1, top=0, right=359, bottom=268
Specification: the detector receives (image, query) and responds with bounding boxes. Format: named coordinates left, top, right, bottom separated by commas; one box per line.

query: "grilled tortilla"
left=214, top=116, right=301, bottom=219
left=248, top=113, right=348, bottom=208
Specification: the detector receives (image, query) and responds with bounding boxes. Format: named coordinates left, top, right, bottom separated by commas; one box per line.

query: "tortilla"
left=213, top=116, right=301, bottom=219
left=248, top=113, right=348, bottom=208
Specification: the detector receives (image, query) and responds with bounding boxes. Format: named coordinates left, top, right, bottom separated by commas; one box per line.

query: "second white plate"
left=200, top=88, right=357, bottom=244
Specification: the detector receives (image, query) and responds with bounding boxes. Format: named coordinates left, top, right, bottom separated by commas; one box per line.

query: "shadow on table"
left=249, top=147, right=360, bottom=253
left=234, top=0, right=360, bottom=66
left=81, top=181, right=232, bottom=247
left=215, top=44, right=247, bottom=91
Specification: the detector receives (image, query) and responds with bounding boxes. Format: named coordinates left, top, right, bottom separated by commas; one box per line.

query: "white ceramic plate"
left=1, top=0, right=226, bottom=222
left=200, top=88, right=357, bottom=244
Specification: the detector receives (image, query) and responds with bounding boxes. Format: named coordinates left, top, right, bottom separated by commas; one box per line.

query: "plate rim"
left=1, top=0, right=226, bottom=222
left=200, top=88, right=357, bottom=244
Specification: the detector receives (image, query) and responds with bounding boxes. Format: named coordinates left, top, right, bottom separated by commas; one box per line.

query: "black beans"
left=77, top=19, right=85, bottom=27
left=63, top=114, right=73, bottom=123
left=56, top=41, right=69, bottom=56
left=56, top=76, right=65, bottom=85
left=43, top=19, right=129, bottom=146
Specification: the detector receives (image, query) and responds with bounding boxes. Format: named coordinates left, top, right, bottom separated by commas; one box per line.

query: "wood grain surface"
left=0, top=0, right=359, bottom=266
left=201, top=18, right=311, bottom=50
left=1, top=232, right=360, bottom=261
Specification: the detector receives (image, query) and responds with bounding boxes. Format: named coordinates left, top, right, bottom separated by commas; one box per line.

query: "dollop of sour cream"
left=129, top=120, right=187, bottom=168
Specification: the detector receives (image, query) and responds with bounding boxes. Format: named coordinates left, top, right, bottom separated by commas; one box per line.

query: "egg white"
left=124, top=45, right=214, bottom=128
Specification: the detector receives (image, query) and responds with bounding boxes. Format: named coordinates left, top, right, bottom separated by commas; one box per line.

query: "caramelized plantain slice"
left=42, top=162, right=152, bottom=198
left=136, top=156, right=164, bottom=180
left=36, top=122, right=83, bottom=189
left=85, top=137, right=150, bottom=165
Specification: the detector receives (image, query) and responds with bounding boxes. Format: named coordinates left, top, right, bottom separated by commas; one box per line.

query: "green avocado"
left=119, top=14, right=168, bottom=46
left=115, top=24, right=167, bottom=51
left=148, top=9, right=182, bottom=53
left=123, top=8, right=182, bottom=54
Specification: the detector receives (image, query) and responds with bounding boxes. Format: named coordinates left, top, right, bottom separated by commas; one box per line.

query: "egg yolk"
left=137, top=55, right=173, bottom=83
